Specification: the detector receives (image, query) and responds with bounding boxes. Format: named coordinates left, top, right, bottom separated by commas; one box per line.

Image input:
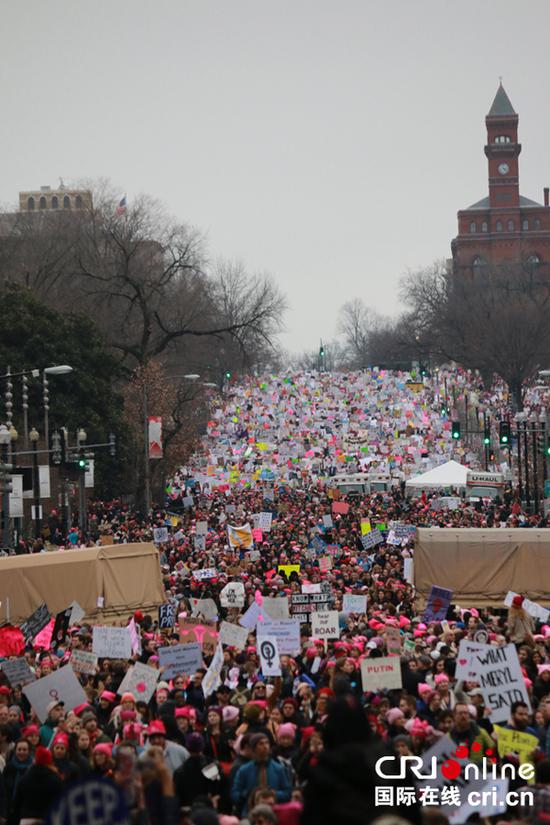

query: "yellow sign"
left=361, top=519, right=371, bottom=536
left=278, top=564, right=301, bottom=578
left=494, top=725, right=537, bottom=782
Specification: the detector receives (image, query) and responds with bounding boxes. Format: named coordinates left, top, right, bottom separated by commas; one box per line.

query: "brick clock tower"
left=451, top=83, right=550, bottom=274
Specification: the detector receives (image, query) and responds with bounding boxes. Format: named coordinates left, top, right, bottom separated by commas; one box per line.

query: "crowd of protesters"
left=0, top=369, right=549, bottom=825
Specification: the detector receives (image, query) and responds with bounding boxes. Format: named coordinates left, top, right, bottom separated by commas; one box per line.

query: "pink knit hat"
left=386, top=707, right=404, bottom=725
left=277, top=722, right=296, bottom=741
left=434, top=673, right=449, bottom=685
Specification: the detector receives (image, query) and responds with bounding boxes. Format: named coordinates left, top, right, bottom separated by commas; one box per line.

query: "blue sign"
left=46, top=778, right=129, bottom=825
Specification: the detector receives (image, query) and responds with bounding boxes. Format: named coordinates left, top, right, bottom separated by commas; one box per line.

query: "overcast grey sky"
left=2, top=1, right=550, bottom=353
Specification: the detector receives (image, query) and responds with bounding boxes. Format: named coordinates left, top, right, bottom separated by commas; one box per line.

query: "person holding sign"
left=508, top=595, right=536, bottom=646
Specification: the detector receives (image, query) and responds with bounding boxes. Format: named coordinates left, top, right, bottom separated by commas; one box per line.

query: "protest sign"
left=342, top=594, right=367, bottom=614
left=70, top=650, right=98, bottom=676
left=227, top=523, right=254, bottom=549
left=23, top=665, right=87, bottom=723
left=259, top=636, right=281, bottom=677
left=1, top=658, right=36, bottom=686
left=220, top=581, right=245, bottom=608
left=92, top=626, right=132, bottom=659
left=195, top=521, right=208, bottom=535
left=158, top=602, right=177, bottom=629
left=158, top=643, right=203, bottom=680
left=34, top=619, right=54, bottom=650
left=318, top=556, right=332, bottom=572
left=494, top=725, right=538, bottom=770
left=219, top=621, right=249, bottom=650
left=128, top=618, right=141, bottom=656
left=258, top=618, right=301, bottom=654
left=258, top=512, right=273, bottom=531
left=385, top=626, right=402, bottom=655
left=202, top=642, right=224, bottom=697
left=117, top=662, right=159, bottom=704
left=194, top=535, right=206, bottom=552
left=455, top=639, right=486, bottom=682
left=68, top=601, right=86, bottom=625
left=361, top=518, right=371, bottom=535
left=290, top=591, right=331, bottom=615
left=52, top=608, right=72, bottom=649
left=311, top=610, right=340, bottom=641
left=504, top=592, right=550, bottom=623
left=360, top=531, right=383, bottom=550
left=415, top=735, right=487, bottom=816
left=278, top=564, right=300, bottom=578
left=472, top=643, right=531, bottom=723
left=153, top=527, right=169, bottom=544
left=20, top=603, right=50, bottom=644
left=332, top=501, right=349, bottom=515
left=403, top=558, right=414, bottom=584
left=424, top=585, right=453, bottom=623
left=322, top=515, right=333, bottom=529
left=47, top=778, right=129, bottom=825
left=360, top=656, right=402, bottom=691
left=302, top=583, right=321, bottom=594
left=239, top=602, right=263, bottom=629
left=262, top=597, right=289, bottom=620
left=190, top=598, right=218, bottom=621
left=192, top=568, right=217, bottom=581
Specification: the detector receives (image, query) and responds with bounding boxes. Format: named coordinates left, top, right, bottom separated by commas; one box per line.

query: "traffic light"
left=483, top=426, right=491, bottom=446
left=319, top=344, right=325, bottom=358
left=225, top=371, right=231, bottom=380
left=441, top=403, right=448, bottom=416
left=499, top=421, right=510, bottom=446
left=77, top=454, right=89, bottom=470
left=451, top=421, right=461, bottom=440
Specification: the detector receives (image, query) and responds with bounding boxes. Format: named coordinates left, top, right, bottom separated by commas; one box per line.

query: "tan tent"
left=414, top=528, right=550, bottom=607
left=0, top=543, right=165, bottom=623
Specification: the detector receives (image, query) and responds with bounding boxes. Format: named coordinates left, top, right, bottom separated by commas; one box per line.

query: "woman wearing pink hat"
left=508, top=595, right=535, bottom=645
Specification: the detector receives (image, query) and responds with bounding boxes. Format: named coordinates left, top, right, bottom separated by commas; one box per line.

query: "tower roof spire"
left=487, top=82, right=516, bottom=117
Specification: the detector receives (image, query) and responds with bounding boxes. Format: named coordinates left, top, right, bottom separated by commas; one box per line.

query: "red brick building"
left=451, top=84, right=550, bottom=274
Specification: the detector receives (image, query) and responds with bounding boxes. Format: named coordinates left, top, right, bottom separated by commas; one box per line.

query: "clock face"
left=498, top=163, right=509, bottom=175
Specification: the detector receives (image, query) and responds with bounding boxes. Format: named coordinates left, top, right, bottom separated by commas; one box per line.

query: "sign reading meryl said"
left=472, top=643, right=531, bottom=724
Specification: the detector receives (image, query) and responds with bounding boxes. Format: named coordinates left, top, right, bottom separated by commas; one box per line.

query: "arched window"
left=527, top=254, right=541, bottom=264
left=481, top=221, right=488, bottom=233
left=472, top=255, right=487, bottom=269
left=494, top=135, right=511, bottom=144
left=507, top=220, right=514, bottom=231
left=522, top=219, right=529, bottom=231
left=75, top=195, right=83, bottom=209
left=496, top=220, right=503, bottom=232
left=469, top=221, right=476, bottom=233
left=27, top=197, right=35, bottom=210
left=51, top=196, right=58, bottom=209
left=39, top=196, right=46, bottom=209
left=534, top=218, right=541, bottom=230
left=63, top=195, right=71, bottom=209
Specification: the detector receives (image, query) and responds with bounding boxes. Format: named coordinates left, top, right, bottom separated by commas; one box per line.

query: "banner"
left=192, top=568, right=217, bottom=581
left=158, top=603, right=178, bottom=629
left=158, top=643, right=203, bottom=680
left=360, top=656, right=402, bottom=691
left=342, top=594, right=367, bottom=614
left=148, top=416, right=163, bottom=459
left=494, top=724, right=538, bottom=770
left=262, top=597, right=289, bottom=620
left=202, top=642, right=224, bottom=697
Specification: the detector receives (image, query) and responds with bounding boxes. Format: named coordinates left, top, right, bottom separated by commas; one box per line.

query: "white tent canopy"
left=405, top=460, right=469, bottom=492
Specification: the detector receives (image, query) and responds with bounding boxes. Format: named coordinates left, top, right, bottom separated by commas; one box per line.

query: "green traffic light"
left=78, top=459, right=87, bottom=468
left=483, top=437, right=490, bottom=445
left=501, top=436, right=508, bottom=444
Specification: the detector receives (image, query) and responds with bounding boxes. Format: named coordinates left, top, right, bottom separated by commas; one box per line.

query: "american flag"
left=115, top=195, right=127, bottom=217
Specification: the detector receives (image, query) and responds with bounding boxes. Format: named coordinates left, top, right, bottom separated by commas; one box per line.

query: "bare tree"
left=338, top=298, right=385, bottom=369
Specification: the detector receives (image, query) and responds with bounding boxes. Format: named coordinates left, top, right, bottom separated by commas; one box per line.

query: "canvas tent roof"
left=405, top=460, right=469, bottom=490
left=0, top=542, right=165, bottom=623
left=414, top=528, right=550, bottom=606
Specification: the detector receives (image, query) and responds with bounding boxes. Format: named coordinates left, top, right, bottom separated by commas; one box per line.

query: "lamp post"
left=1, top=365, right=73, bottom=447
left=9, top=426, right=19, bottom=545
left=77, top=428, right=87, bottom=534
left=0, top=425, right=11, bottom=548
left=29, top=427, right=41, bottom=539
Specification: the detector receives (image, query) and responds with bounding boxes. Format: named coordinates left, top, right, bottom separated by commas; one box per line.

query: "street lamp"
left=77, top=428, right=87, bottom=533
left=0, top=425, right=11, bottom=548
left=1, top=364, right=73, bottom=446
left=42, top=365, right=73, bottom=446
left=29, top=427, right=41, bottom=539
